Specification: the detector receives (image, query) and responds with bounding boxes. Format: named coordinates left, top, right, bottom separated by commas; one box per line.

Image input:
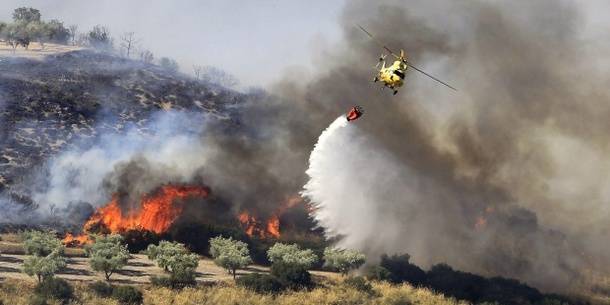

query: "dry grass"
left=0, top=278, right=469, bottom=305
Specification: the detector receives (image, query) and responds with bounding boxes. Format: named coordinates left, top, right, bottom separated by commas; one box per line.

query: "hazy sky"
left=1, top=1, right=609, bottom=89
left=0, top=0, right=346, bottom=88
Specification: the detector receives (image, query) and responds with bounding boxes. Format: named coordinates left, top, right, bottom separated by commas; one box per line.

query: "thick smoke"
left=270, top=0, right=610, bottom=292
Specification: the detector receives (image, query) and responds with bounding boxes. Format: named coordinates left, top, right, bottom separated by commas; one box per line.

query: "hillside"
left=0, top=49, right=241, bottom=198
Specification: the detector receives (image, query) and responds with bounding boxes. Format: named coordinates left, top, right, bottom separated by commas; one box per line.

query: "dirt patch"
left=0, top=41, right=83, bottom=59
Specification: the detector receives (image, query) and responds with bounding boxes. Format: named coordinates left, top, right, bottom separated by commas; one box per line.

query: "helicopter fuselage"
left=377, top=60, right=407, bottom=90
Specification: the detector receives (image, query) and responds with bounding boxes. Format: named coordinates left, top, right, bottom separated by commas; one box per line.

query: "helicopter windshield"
left=394, top=70, right=405, bottom=79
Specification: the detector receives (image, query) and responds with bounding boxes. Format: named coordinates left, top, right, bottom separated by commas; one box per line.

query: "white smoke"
left=32, top=111, right=211, bottom=215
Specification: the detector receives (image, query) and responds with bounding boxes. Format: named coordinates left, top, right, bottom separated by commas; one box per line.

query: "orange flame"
left=237, top=195, right=306, bottom=239
left=64, top=185, right=209, bottom=245
left=266, top=215, right=280, bottom=238
left=63, top=233, right=91, bottom=245
left=238, top=211, right=280, bottom=239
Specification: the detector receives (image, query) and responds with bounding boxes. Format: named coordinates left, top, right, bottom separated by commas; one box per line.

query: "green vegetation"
left=0, top=7, right=70, bottom=50
left=33, top=277, right=73, bottom=304
left=0, top=277, right=474, bottom=305
left=323, top=247, right=366, bottom=276
left=267, top=242, right=318, bottom=270
left=87, top=25, right=112, bottom=50
left=236, top=273, right=283, bottom=294
left=209, top=236, right=252, bottom=279
left=21, top=230, right=63, bottom=257
left=21, top=230, right=66, bottom=283
left=366, top=253, right=580, bottom=305
left=236, top=242, right=321, bottom=293
left=111, top=285, right=143, bottom=305
left=147, top=241, right=199, bottom=288
left=87, top=234, right=130, bottom=281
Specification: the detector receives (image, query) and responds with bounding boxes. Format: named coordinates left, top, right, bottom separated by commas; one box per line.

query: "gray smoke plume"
left=270, top=0, right=610, bottom=292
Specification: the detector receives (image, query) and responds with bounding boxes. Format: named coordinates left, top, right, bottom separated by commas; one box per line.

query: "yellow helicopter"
left=358, top=25, right=457, bottom=95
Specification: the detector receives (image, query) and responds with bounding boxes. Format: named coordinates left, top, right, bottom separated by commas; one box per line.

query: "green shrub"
left=150, top=272, right=196, bottom=289
left=366, top=265, right=392, bottom=282
left=89, top=280, right=113, bottom=297
left=34, top=277, right=73, bottom=303
left=111, top=285, right=143, bottom=305
left=150, top=275, right=171, bottom=287
left=237, top=273, right=283, bottom=294
left=270, top=262, right=312, bottom=290
left=28, top=295, right=47, bottom=305
left=378, top=254, right=426, bottom=285
left=343, top=276, right=375, bottom=295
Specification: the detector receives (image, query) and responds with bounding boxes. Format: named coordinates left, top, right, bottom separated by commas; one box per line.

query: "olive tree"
left=267, top=243, right=318, bottom=270
left=22, top=230, right=64, bottom=256
left=23, top=251, right=66, bottom=283
left=12, top=7, right=41, bottom=23
left=209, top=236, right=252, bottom=279
left=146, top=241, right=198, bottom=274
left=88, top=234, right=130, bottom=281
left=323, top=247, right=366, bottom=276
left=88, top=25, right=112, bottom=50
left=21, top=231, right=66, bottom=282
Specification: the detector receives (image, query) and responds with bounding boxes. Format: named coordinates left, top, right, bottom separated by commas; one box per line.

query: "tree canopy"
left=209, top=236, right=252, bottom=279
left=323, top=247, right=366, bottom=276
left=21, top=230, right=66, bottom=283
left=22, top=230, right=64, bottom=257
left=146, top=240, right=198, bottom=275
left=88, top=234, right=130, bottom=281
left=267, top=243, right=318, bottom=270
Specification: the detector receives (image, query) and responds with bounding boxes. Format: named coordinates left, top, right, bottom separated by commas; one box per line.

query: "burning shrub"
left=122, top=229, right=160, bottom=253
left=209, top=236, right=252, bottom=279
left=323, top=247, right=366, bottom=276
left=87, top=234, right=130, bottom=281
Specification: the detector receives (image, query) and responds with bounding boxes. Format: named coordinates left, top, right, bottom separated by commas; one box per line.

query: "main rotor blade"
left=357, top=24, right=400, bottom=59
left=358, top=24, right=457, bottom=91
left=407, top=63, right=457, bottom=91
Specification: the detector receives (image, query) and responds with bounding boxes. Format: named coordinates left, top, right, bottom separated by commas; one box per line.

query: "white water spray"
left=302, top=116, right=420, bottom=253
